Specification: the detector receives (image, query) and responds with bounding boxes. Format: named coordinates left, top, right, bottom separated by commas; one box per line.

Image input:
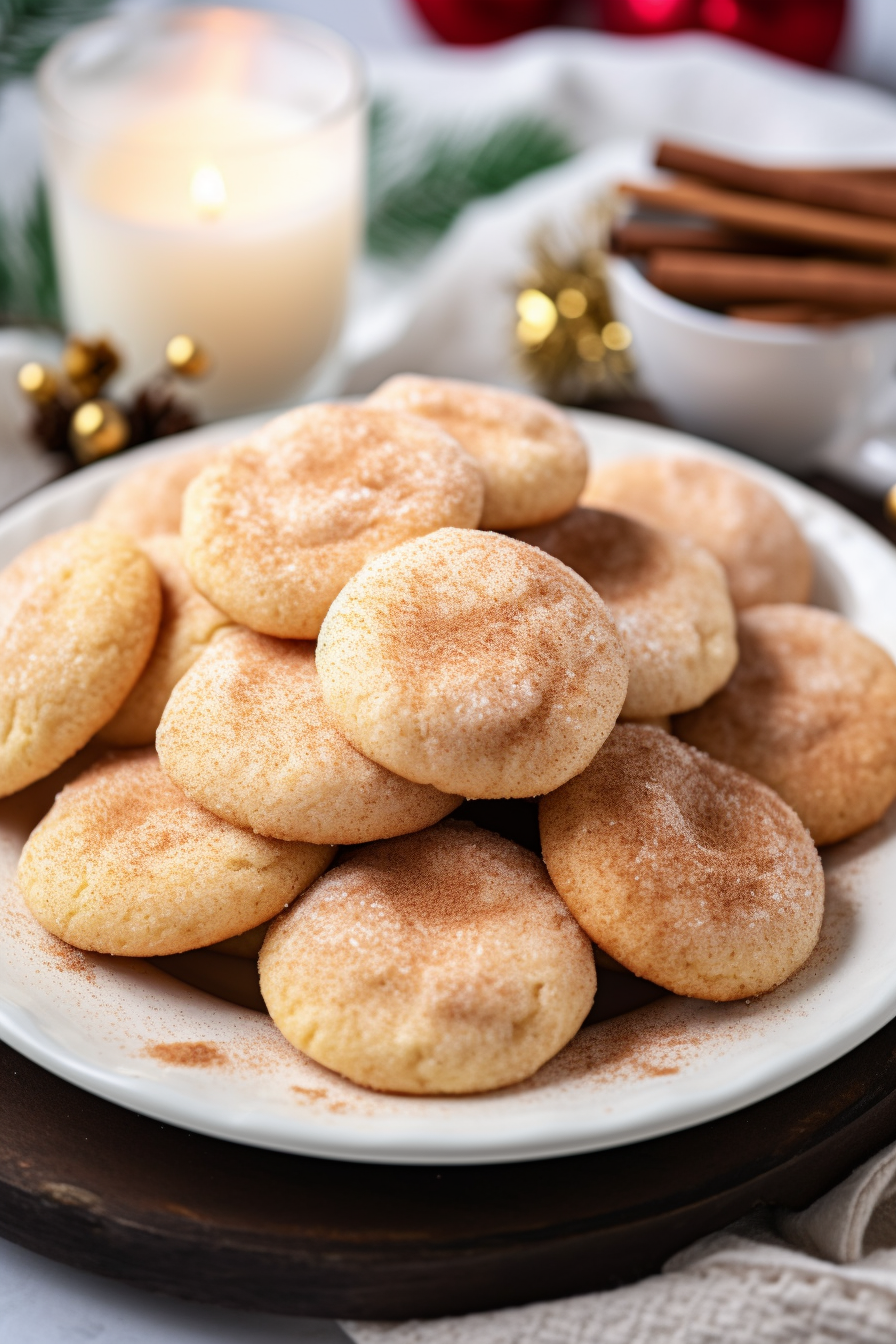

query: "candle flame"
left=190, top=163, right=227, bottom=220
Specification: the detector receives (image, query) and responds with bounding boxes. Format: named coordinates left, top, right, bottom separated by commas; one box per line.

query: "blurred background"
left=4, top=0, right=896, bottom=510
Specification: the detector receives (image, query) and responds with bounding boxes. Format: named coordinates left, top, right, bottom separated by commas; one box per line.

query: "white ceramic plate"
left=1, top=410, right=895, bottom=1166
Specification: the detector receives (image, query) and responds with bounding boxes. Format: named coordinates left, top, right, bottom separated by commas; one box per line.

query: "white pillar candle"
left=38, top=10, right=365, bottom=418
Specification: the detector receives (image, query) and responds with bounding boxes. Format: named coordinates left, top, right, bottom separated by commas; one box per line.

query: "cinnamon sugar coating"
left=582, top=455, right=812, bottom=609
left=258, top=819, right=596, bottom=1094
left=316, top=528, right=629, bottom=799
left=157, top=629, right=460, bottom=844
left=17, top=749, right=334, bottom=957
left=540, top=724, right=824, bottom=1001
left=511, top=507, right=737, bottom=718
left=93, top=446, right=220, bottom=539
left=100, top=534, right=232, bottom=747
left=674, top=605, right=896, bottom=845
left=368, top=374, right=588, bottom=530
left=0, top=524, right=161, bottom=798
left=181, top=404, right=485, bottom=639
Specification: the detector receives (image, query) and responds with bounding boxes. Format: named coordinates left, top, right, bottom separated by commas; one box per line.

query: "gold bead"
left=18, top=362, right=57, bottom=403
left=556, top=287, right=588, bottom=320
left=601, top=321, right=633, bottom=352
left=63, top=337, right=120, bottom=398
left=166, top=335, right=210, bottom=379
left=516, top=289, right=558, bottom=346
left=69, top=399, right=129, bottom=465
left=577, top=331, right=606, bottom=362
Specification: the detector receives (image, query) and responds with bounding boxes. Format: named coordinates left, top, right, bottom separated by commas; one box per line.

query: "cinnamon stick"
left=610, top=220, right=803, bottom=255
left=655, top=141, right=896, bottom=222
left=647, top=250, right=896, bottom=310
left=619, top=178, right=896, bottom=256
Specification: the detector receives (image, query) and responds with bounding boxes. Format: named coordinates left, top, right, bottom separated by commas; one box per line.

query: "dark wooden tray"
left=2, top=431, right=894, bottom=1321
left=2, top=1022, right=896, bottom=1320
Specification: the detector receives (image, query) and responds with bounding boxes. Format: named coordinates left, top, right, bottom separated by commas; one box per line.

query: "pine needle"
left=0, top=181, right=61, bottom=326
left=21, top=180, right=60, bottom=325
left=367, top=105, right=574, bottom=258
left=0, top=211, right=13, bottom=316
left=0, top=0, right=112, bottom=322
left=0, top=0, right=114, bottom=86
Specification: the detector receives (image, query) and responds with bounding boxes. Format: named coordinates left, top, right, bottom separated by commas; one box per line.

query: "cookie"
left=368, top=374, right=588, bottom=530
left=540, top=724, right=824, bottom=1001
left=93, top=446, right=220, bottom=539
left=258, top=819, right=596, bottom=1094
left=100, top=534, right=232, bottom=746
left=674, top=604, right=896, bottom=845
left=511, top=506, right=737, bottom=719
left=316, top=528, right=628, bottom=799
left=582, top=455, right=812, bottom=609
left=181, top=404, right=485, bottom=639
left=157, top=629, right=461, bottom=844
left=0, top=524, right=161, bottom=798
left=17, top=749, right=334, bottom=957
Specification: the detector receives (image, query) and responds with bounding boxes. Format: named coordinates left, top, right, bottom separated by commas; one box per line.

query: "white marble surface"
left=0, top=1237, right=347, bottom=1343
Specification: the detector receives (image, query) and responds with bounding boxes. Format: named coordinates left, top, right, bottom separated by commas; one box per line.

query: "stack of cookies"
left=5, top=376, right=896, bottom=1096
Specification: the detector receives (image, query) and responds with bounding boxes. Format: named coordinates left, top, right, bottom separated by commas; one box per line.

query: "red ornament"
left=408, top=0, right=847, bottom=67
left=699, top=0, right=846, bottom=68
left=411, top=0, right=561, bottom=44
left=599, top=0, right=699, bottom=34
left=599, top=0, right=846, bottom=67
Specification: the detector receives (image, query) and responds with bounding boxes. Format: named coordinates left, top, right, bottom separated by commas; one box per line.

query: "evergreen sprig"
left=0, top=0, right=110, bottom=326
left=0, top=0, right=113, bottom=87
left=367, top=104, right=574, bottom=258
left=1, top=182, right=61, bottom=326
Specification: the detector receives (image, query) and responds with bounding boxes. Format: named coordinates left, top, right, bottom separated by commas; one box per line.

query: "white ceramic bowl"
left=607, top=256, right=896, bottom=472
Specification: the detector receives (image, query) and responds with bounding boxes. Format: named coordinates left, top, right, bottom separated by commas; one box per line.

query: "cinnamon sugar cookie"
left=367, top=375, right=588, bottom=530
left=100, top=534, right=232, bottom=746
left=511, top=507, right=737, bottom=719
left=316, top=528, right=628, bottom=799
left=157, top=629, right=460, bottom=844
left=181, top=404, right=484, bottom=639
left=93, top=446, right=219, bottom=539
left=540, top=724, right=824, bottom=1001
left=17, top=749, right=334, bottom=957
left=582, top=456, right=812, bottom=609
left=259, top=819, right=596, bottom=1094
left=0, top=524, right=161, bottom=797
left=674, top=605, right=896, bottom=845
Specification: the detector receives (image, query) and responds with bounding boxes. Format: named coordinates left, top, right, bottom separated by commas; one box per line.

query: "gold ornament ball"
left=69, top=399, right=130, bottom=465
left=516, top=289, right=558, bottom=348
left=601, top=321, right=633, bottom=352
left=577, top=331, right=605, bottom=363
left=17, top=362, right=57, bottom=404
left=556, top=287, right=588, bottom=320
left=886, top=483, right=896, bottom=525
left=166, top=335, right=210, bottom=379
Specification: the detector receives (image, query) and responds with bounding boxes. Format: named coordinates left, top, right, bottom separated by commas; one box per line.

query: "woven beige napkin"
left=342, top=1136, right=896, bottom=1344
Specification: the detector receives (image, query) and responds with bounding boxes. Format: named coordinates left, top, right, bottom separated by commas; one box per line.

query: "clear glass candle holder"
left=39, top=8, right=366, bottom=418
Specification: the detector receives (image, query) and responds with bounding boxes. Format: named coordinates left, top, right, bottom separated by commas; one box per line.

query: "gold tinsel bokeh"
left=515, top=204, right=636, bottom=405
